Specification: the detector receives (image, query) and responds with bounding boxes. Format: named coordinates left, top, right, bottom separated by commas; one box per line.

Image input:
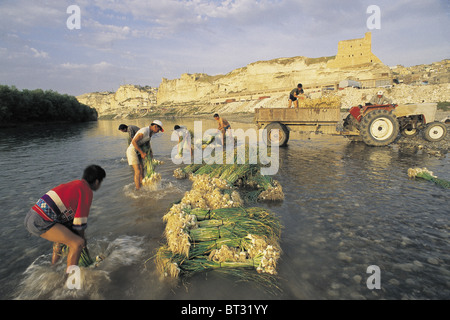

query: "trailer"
left=255, top=103, right=447, bottom=147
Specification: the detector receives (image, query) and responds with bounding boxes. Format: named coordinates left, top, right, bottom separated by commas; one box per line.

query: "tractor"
left=343, top=103, right=447, bottom=146
left=255, top=102, right=447, bottom=147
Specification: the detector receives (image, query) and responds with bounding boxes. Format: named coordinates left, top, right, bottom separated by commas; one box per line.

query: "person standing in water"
left=118, top=124, right=140, bottom=145
left=24, top=165, right=106, bottom=274
left=126, top=120, right=164, bottom=190
left=214, top=113, right=231, bottom=145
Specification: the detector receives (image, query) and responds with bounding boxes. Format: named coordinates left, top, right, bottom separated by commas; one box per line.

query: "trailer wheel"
left=424, top=122, right=447, bottom=142
left=360, top=110, right=399, bottom=146
left=263, top=122, right=290, bottom=147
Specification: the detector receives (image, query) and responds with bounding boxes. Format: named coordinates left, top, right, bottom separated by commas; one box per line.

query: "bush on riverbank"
left=0, top=85, right=98, bottom=124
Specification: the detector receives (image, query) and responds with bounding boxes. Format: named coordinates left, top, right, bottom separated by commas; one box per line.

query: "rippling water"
left=0, top=119, right=448, bottom=300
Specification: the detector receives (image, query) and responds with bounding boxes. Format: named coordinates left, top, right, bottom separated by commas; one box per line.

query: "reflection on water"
left=0, top=119, right=448, bottom=300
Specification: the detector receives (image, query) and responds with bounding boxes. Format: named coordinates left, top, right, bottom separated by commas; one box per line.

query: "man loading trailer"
left=288, top=83, right=304, bottom=108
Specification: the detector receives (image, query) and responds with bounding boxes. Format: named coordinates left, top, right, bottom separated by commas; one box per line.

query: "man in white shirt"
left=126, top=120, right=164, bottom=190
left=174, top=125, right=192, bottom=158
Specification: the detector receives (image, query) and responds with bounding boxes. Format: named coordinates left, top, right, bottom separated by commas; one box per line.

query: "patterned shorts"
left=24, top=209, right=55, bottom=237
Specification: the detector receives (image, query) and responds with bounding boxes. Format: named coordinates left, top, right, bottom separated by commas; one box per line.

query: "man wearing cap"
left=126, top=120, right=164, bottom=190
left=369, top=91, right=392, bottom=105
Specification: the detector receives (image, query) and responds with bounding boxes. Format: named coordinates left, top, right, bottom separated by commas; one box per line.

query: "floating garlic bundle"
left=408, top=168, right=450, bottom=189
left=407, top=167, right=436, bottom=179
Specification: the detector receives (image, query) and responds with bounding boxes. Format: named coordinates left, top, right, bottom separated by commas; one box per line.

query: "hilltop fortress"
left=77, top=33, right=450, bottom=117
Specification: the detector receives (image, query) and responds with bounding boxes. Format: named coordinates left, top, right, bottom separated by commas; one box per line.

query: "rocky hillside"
left=76, top=60, right=449, bottom=119
left=77, top=85, right=157, bottom=117
left=156, top=56, right=391, bottom=106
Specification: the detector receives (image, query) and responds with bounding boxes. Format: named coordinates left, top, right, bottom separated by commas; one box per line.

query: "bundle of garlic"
left=173, top=168, right=186, bottom=179
left=298, top=95, right=341, bottom=109
left=246, top=235, right=281, bottom=275
left=142, top=158, right=163, bottom=186
left=408, top=168, right=450, bottom=189
left=155, top=204, right=283, bottom=293
left=162, top=202, right=197, bottom=257
left=257, top=180, right=285, bottom=201
left=174, top=163, right=284, bottom=203
left=181, top=174, right=244, bottom=210
left=154, top=143, right=285, bottom=293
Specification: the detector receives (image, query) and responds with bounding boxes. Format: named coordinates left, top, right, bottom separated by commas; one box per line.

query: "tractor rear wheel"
left=263, top=122, right=290, bottom=147
left=424, top=122, right=447, bottom=142
left=360, top=110, right=399, bottom=146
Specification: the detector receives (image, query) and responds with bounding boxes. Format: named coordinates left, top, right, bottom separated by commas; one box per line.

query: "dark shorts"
left=224, top=125, right=231, bottom=131
left=289, top=94, right=297, bottom=101
left=24, top=209, right=56, bottom=237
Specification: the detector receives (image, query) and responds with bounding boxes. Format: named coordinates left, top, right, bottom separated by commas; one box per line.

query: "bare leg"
left=139, top=163, right=144, bottom=182
left=132, top=163, right=143, bottom=190
left=52, top=242, right=64, bottom=264
left=220, top=130, right=226, bottom=146
left=40, top=224, right=85, bottom=272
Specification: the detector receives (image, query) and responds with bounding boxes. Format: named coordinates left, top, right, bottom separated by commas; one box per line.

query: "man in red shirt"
left=24, top=165, right=106, bottom=273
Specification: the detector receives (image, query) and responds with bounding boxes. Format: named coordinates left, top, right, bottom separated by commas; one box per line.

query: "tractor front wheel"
left=424, top=122, right=447, bottom=142
left=360, top=110, right=399, bottom=146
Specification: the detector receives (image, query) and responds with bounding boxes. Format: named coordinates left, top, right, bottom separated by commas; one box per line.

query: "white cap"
left=151, top=120, right=164, bottom=132
left=377, top=91, right=384, bottom=96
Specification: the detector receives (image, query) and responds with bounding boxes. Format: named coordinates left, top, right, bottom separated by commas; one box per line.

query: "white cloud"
left=61, top=61, right=112, bottom=70
left=0, top=0, right=65, bottom=32
left=29, top=47, right=49, bottom=59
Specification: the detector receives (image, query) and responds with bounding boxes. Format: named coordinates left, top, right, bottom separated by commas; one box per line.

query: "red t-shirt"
left=32, top=180, right=93, bottom=231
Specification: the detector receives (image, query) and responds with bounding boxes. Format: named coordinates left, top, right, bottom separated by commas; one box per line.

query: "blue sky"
left=0, top=0, right=449, bottom=96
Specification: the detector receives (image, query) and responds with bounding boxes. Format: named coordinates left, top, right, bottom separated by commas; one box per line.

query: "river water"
left=0, top=118, right=448, bottom=300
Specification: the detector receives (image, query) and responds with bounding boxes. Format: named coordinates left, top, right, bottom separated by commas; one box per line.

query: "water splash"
left=123, top=179, right=182, bottom=200
left=14, top=235, right=145, bottom=300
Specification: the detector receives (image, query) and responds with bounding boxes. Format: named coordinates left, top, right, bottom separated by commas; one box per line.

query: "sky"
left=0, top=0, right=449, bottom=96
